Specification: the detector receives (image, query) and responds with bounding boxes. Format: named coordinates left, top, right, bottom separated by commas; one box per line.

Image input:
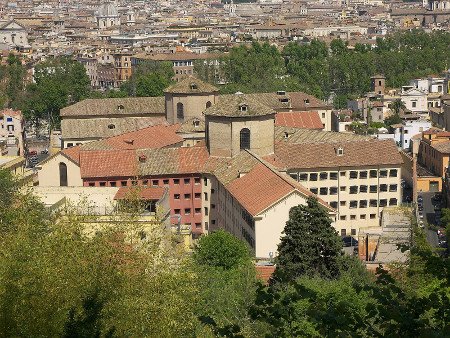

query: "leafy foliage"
left=120, top=60, right=174, bottom=97
left=197, top=31, right=450, bottom=106
left=194, top=229, right=252, bottom=270
left=273, top=197, right=343, bottom=283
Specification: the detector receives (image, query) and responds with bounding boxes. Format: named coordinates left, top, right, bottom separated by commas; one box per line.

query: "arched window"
left=177, top=102, right=184, bottom=119
left=240, top=128, right=250, bottom=150
left=59, top=162, right=68, bottom=187
left=206, top=101, right=212, bottom=109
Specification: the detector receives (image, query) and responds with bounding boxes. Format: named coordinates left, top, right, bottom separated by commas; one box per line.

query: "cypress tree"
left=273, top=197, right=343, bottom=283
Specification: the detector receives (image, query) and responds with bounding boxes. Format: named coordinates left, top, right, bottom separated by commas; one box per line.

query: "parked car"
left=418, top=206, right=424, bottom=211
left=28, top=150, right=37, bottom=156
left=418, top=212, right=424, bottom=219
left=433, top=193, right=442, bottom=202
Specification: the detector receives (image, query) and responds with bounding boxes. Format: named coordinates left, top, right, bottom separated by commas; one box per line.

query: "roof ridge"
left=244, top=150, right=334, bottom=212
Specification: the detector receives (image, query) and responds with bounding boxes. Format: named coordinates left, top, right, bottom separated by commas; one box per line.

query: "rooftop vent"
left=108, top=124, right=115, bottom=129
left=193, top=120, right=200, bottom=127
left=279, top=98, right=290, bottom=103
left=304, top=99, right=310, bottom=104
left=124, top=139, right=134, bottom=145
left=138, top=154, right=147, bottom=162
left=190, top=83, right=198, bottom=90
left=336, top=147, right=344, bottom=156
left=277, top=90, right=286, bottom=96
left=117, top=104, right=124, bottom=110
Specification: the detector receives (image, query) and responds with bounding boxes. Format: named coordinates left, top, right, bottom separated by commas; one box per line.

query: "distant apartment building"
left=0, top=109, right=24, bottom=155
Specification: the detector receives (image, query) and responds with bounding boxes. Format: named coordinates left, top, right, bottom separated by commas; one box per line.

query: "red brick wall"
left=83, top=174, right=204, bottom=233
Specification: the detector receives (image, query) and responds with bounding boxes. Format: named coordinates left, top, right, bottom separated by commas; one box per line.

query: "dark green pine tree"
left=273, top=197, right=343, bottom=284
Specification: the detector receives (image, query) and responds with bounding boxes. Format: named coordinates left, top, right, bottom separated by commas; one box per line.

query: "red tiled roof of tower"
left=275, top=112, right=323, bottom=129
left=80, top=150, right=137, bottom=178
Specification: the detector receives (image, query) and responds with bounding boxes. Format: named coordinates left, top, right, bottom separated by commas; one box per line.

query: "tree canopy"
left=273, top=197, right=343, bottom=283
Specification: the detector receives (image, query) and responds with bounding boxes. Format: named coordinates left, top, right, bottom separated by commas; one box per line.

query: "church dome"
left=98, top=2, right=119, bottom=17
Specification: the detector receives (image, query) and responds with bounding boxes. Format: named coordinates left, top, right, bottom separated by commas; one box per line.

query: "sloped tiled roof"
left=272, top=138, right=403, bottom=170
left=80, top=150, right=138, bottom=178
left=80, top=124, right=182, bottom=151
left=205, top=94, right=275, bottom=117
left=220, top=91, right=331, bottom=111
left=274, top=127, right=370, bottom=143
left=275, top=111, right=323, bottom=129
left=177, top=117, right=206, bottom=133
left=227, top=163, right=298, bottom=216
left=61, top=145, right=81, bottom=165
left=431, top=141, right=450, bottom=154
left=60, top=97, right=165, bottom=117
left=114, top=186, right=166, bottom=201
left=138, top=145, right=211, bottom=176
left=61, top=116, right=167, bottom=140
left=164, top=76, right=218, bottom=94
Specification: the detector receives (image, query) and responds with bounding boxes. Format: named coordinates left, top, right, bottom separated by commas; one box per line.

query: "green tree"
left=273, top=197, right=342, bottom=283
left=120, top=60, right=174, bottom=97
left=194, top=229, right=252, bottom=270
left=20, top=57, right=90, bottom=127
left=0, top=170, right=198, bottom=337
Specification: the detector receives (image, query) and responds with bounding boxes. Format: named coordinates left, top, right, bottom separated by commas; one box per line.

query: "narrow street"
left=419, top=192, right=439, bottom=247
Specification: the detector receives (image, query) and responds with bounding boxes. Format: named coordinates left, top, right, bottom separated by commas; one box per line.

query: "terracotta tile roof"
left=227, top=163, right=296, bottom=216
left=81, top=124, right=183, bottom=151
left=205, top=93, right=276, bottom=117
left=275, top=111, right=323, bottom=129
left=220, top=91, right=331, bottom=111
left=138, top=145, right=211, bottom=176
left=164, top=76, right=218, bottom=94
left=177, top=117, right=205, bottom=133
left=431, top=141, right=450, bottom=154
left=80, top=150, right=138, bottom=178
left=273, top=138, right=403, bottom=170
left=225, top=159, right=333, bottom=216
left=60, top=97, right=165, bottom=117
left=61, top=146, right=81, bottom=164
left=114, top=186, right=166, bottom=201
left=61, top=116, right=168, bottom=140
left=275, top=127, right=370, bottom=143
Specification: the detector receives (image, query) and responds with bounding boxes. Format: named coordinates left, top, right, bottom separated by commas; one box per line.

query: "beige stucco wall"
left=318, top=109, right=333, bottom=131
left=288, top=165, right=402, bottom=236
left=37, top=153, right=83, bottom=187
left=254, top=192, right=309, bottom=258
left=207, top=115, right=275, bottom=157
left=33, top=186, right=119, bottom=213
left=165, top=93, right=218, bottom=124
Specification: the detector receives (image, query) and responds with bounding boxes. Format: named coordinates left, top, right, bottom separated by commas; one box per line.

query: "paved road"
left=418, top=192, right=440, bottom=247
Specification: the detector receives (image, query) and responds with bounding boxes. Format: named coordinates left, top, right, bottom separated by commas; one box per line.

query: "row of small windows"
left=329, top=198, right=398, bottom=209
left=293, top=169, right=398, bottom=182
left=86, top=177, right=207, bottom=188
left=340, top=214, right=377, bottom=222
left=173, top=208, right=203, bottom=215
left=310, top=184, right=398, bottom=195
